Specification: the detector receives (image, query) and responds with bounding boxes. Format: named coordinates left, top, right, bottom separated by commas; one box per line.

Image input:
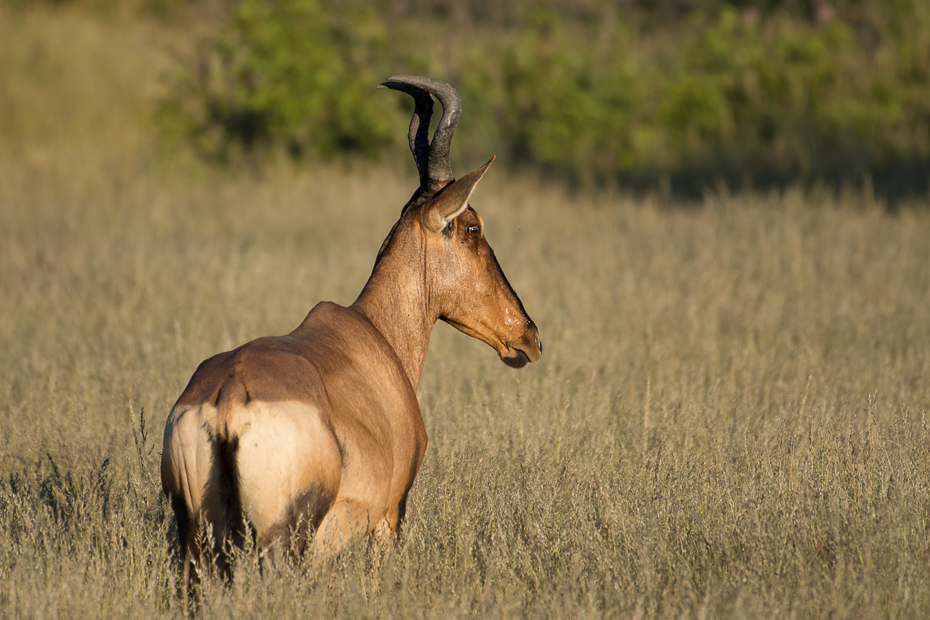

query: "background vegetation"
left=9, top=0, right=928, bottom=196
left=155, top=0, right=930, bottom=196
left=2, top=2, right=930, bottom=618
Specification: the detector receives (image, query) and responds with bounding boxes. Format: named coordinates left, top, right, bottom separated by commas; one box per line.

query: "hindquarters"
left=234, top=399, right=342, bottom=554
left=160, top=398, right=343, bottom=588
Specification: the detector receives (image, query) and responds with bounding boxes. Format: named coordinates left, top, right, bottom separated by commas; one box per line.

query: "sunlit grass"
left=2, top=7, right=930, bottom=618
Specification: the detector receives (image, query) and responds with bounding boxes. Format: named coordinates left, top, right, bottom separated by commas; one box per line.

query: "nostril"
left=535, top=336, right=543, bottom=353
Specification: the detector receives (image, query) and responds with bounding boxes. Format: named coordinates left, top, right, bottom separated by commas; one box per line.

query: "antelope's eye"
left=466, top=225, right=480, bottom=235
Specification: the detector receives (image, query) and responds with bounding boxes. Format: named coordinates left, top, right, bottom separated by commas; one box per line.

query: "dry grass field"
left=2, top=7, right=930, bottom=618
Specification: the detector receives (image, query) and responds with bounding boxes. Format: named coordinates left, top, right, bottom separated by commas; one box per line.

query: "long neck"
left=350, top=231, right=435, bottom=392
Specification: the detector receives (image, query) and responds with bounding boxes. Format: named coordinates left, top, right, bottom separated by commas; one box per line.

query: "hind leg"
left=253, top=484, right=337, bottom=568
left=233, top=401, right=343, bottom=558
left=312, top=499, right=374, bottom=555
left=169, top=494, right=202, bottom=601
left=169, top=500, right=229, bottom=603
left=175, top=507, right=234, bottom=601
left=365, top=517, right=396, bottom=586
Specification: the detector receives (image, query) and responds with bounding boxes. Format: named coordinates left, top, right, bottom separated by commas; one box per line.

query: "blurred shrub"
left=463, top=9, right=654, bottom=185
left=160, top=0, right=396, bottom=161
left=154, top=0, right=930, bottom=191
left=653, top=6, right=929, bottom=185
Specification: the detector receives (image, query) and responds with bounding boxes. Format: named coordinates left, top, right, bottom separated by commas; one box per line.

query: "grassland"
left=2, top=6, right=930, bottom=618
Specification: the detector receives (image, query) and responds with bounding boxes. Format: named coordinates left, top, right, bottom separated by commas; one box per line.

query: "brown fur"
left=161, top=134, right=542, bottom=595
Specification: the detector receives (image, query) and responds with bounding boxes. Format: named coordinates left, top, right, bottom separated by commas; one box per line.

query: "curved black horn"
left=379, top=75, right=462, bottom=192
left=378, top=79, right=433, bottom=190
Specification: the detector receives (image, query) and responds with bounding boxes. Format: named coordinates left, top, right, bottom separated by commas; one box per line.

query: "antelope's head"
left=380, top=76, right=542, bottom=368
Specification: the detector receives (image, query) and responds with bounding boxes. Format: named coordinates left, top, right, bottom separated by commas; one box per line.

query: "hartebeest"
left=161, top=76, right=542, bottom=586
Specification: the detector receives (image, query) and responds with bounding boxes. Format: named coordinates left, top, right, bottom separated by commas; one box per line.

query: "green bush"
left=161, top=0, right=397, bottom=162
left=160, top=0, right=930, bottom=191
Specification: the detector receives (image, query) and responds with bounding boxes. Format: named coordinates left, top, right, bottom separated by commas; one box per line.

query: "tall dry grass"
left=2, top=6, right=930, bottom=618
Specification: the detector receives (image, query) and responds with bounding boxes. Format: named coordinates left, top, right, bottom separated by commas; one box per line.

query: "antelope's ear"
left=423, top=157, right=494, bottom=232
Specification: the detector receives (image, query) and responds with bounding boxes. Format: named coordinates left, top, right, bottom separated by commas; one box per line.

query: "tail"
left=162, top=376, right=252, bottom=592
left=166, top=433, right=244, bottom=595
left=207, top=435, right=246, bottom=579
left=205, top=376, right=250, bottom=577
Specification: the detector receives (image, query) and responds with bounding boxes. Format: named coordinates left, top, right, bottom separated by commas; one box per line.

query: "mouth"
left=501, top=349, right=530, bottom=368
left=500, top=333, right=542, bottom=368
